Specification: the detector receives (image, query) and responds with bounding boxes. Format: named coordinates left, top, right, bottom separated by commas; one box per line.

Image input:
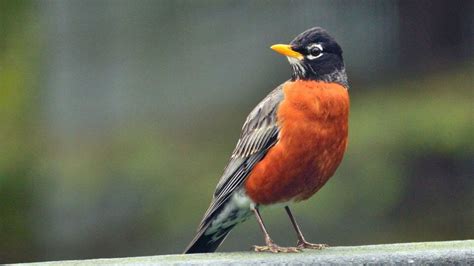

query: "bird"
left=184, top=27, right=349, bottom=254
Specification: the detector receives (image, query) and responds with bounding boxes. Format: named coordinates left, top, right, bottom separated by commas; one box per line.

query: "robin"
left=184, top=27, right=349, bottom=254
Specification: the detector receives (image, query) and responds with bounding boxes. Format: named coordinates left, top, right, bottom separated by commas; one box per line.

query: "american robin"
left=184, top=27, right=349, bottom=254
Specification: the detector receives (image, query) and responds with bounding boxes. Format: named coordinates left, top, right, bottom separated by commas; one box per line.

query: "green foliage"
left=0, top=0, right=39, bottom=261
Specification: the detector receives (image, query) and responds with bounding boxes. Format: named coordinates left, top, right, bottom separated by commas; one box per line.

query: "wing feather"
left=198, top=84, right=285, bottom=228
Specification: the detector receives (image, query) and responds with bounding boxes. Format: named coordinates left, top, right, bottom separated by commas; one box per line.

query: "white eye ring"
left=307, top=43, right=323, bottom=60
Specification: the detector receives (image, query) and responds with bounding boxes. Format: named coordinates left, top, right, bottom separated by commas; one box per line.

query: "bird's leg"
left=251, top=207, right=299, bottom=253
left=285, top=206, right=328, bottom=250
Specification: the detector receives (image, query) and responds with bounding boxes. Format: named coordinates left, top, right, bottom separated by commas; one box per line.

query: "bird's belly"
left=244, top=81, right=349, bottom=205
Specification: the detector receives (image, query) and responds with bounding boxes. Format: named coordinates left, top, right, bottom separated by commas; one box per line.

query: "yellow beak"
left=270, top=44, right=303, bottom=60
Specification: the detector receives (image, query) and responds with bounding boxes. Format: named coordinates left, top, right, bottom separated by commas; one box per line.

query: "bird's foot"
left=253, top=243, right=300, bottom=253
left=297, top=240, right=328, bottom=250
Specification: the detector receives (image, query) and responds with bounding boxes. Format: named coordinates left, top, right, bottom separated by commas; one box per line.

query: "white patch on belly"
left=205, top=189, right=255, bottom=239
left=232, top=188, right=255, bottom=209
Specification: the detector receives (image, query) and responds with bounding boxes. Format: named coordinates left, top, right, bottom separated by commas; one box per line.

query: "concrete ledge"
left=15, top=240, right=474, bottom=265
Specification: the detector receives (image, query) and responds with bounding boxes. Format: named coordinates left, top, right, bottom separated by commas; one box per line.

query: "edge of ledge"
left=12, top=239, right=474, bottom=265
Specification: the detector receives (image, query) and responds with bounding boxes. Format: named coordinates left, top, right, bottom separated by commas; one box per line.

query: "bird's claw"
left=253, top=243, right=300, bottom=253
left=297, top=241, right=328, bottom=250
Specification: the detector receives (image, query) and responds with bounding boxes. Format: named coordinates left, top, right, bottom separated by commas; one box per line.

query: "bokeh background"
left=1, top=0, right=473, bottom=263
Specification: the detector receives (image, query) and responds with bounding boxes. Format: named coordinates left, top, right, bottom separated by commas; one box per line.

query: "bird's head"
left=271, top=27, right=348, bottom=87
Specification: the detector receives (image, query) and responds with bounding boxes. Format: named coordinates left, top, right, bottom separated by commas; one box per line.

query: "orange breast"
left=244, top=81, right=349, bottom=205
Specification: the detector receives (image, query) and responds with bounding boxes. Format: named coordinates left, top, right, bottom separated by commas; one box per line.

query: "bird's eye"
left=310, top=47, right=321, bottom=57
left=307, top=44, right=323, bottom=60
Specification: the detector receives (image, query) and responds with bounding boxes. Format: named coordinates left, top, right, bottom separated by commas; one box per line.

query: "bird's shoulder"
left=231, top=83, right=285, bottom=159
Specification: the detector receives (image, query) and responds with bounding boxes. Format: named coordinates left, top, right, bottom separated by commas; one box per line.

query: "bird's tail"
left=183, top=222, right=234, bottom=254
left=184, top=197, right=253, bottom=254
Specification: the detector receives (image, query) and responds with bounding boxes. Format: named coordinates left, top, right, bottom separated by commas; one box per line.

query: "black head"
left=271, top=27, right=348, bottom=87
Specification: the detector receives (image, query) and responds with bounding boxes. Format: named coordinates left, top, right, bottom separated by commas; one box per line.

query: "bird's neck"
left=290, top=63, right=349, bottom=89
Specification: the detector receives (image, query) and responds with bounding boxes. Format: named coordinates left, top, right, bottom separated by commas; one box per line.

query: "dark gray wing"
left=198, top=84, right=284, bottom=228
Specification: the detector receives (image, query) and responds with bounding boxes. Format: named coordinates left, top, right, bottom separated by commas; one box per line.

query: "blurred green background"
left=1, top=0, right=473, bottom=263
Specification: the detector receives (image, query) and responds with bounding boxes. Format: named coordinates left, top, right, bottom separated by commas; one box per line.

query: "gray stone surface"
left=14, top=240, right=474, bottom=265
